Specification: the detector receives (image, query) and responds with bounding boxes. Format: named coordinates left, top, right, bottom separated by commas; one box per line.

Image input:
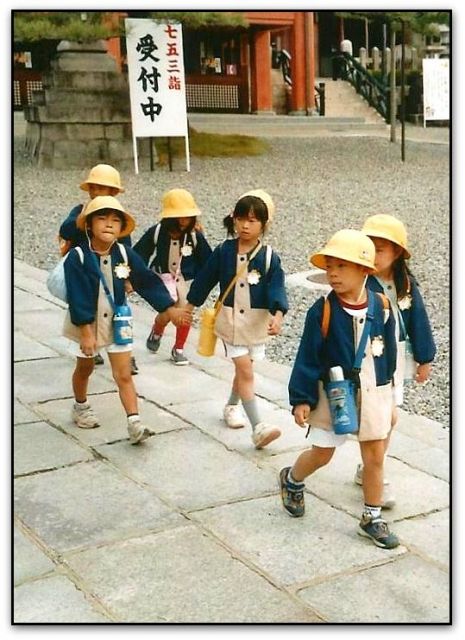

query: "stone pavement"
left=13, top=258, right=450, bottom=624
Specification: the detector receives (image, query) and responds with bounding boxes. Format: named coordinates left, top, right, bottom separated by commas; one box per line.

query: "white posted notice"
left=422, top=58, right=449, bottom=124
left=125, top=18, right=190, bottom=171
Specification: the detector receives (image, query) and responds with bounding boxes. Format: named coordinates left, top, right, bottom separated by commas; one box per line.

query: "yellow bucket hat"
left=361, top=214, right=410, bottom=259
left=79, top=164, right=125, bottom=193
left=160, top=189, right=201, bottom=219
left=76, top=195, right=135, bottom=238
left=239, top=189, right=275, bottom=222
left=310, top=229, right=376, bottom=272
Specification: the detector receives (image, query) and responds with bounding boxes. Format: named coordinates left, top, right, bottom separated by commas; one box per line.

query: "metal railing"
left=336, top=52, right=389, bottom=121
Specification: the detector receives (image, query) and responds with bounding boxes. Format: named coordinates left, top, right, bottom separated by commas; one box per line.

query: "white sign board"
left=422, top=58, right=449, bottom=125
left=125, top=18, right=190, bottom=171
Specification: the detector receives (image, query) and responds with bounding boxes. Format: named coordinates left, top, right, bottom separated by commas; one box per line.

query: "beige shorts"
left=67, top=339, right=132, bottom=359
left=222, top=341, right=266, bottom=361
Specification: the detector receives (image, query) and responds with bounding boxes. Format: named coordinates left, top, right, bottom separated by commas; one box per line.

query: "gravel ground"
left=13, top=130, right=450, bottom=426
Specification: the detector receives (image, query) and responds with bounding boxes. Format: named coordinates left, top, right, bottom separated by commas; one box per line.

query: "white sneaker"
left=127, top=418, right=154, bottom=444
left=252, top=422, right=281, bottom=449
left=353, top=464, right=396, bottom=509
left=223, top=404, right=246, bottom=429
left=72, top=404, right=100, bottom=429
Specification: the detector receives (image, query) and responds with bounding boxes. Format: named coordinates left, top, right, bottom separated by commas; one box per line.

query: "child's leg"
left=171, top=325, right=191, bottom=365
left=146, top=313, right=170, bottom=352
left=72, top=357, right=99, bottom=428
left=108, top=351, right=153, bottom=444
left=280, top=445, right=335, bottom=517
left=72, top=356, right=95, bottom=402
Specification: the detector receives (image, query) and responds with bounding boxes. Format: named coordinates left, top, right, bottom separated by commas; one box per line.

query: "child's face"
left=234, top=211, right=263, bottom=242
left=325, top=257, right=368, bottom=300
left=177, top=216, right=192, bottom=230
left=89, top=210, right=123, bottom=246
left=88, top=183, right=119, bottom=199
left=372, top=238, right=403, bottom=277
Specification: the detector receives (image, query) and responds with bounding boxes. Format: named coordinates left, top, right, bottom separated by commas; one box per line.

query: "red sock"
left=153, top=318, right=166, bottom=336
left=174, top=325, right=190, bottom=350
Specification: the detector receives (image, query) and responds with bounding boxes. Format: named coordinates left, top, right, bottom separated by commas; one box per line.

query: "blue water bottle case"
left=325, top=379, right=359, bottom=434
left=113, top=304, right=133, bottom=345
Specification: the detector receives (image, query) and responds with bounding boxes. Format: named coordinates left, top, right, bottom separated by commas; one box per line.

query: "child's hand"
left=415, top=362, right=432, bottom=383
left=167, top=307, right=192, bottom=327
left=79, top=324, right=96, bottom=356
left=268, top=311, right=283, bottom=336
left=294, top=404, right=311, bottom=427
left=124, top=280, right=134, bottom=295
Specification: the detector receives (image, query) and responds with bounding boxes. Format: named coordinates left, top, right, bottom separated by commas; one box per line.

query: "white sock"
left=127, top=414, right=140, bottom=425
left=74, top=400, right=89, bottom=410
left=363, top=505, right=382, bottom=519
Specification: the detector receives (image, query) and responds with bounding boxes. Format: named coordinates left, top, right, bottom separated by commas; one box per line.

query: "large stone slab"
left=387, top=429, right=449, bottom=481
left=14, top=399, right=41, bottom=425
left=14, top=575, right=109, bottom=623
left=96, top=429, right=277, bottom=511
left=66, top=525, right=321, bottom=623
left=14, top=422, right=92, bottom=476
left=134, top=361, right=231, bottom=405
left=14, top=331, right=58, bottom=361
left=34, top=392, right=189, bottom=447
left=14, top=526, right=55, bottom=585
left=14, top=358, right=115, bottom=403
left=268, top=439, right=450, bottom=520
left=393, top=509, right=449, bottom=568
left=14, top=308, right=65, bottom=340
left=171, top=397, right=309, bottom=458
left=296, top=554, right=449, bottom=623
left=192, top=495, right=406, bottom=587
left=14, top=461, right=183, bottom=553
left=396, top=409, right=448, bottom=449
left=14, top=287, right=61, bottom=312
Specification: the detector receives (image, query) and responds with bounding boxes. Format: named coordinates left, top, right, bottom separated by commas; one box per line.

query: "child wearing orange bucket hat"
left=186, top=189, right=288, bottom=449
left=63, top=195, right=191, bottom=444
left=133, top=188, right=212, bottom=366
left=351, top=214, right=436, bottom=506
left=58, top=164, right=138, bottom=374
left=280, top=229, right=400, bottom=549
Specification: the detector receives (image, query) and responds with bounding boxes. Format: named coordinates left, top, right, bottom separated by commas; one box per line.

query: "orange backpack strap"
left=321, top=297, right=330, bottom=338
left=376, top=292, right=389, bottom=310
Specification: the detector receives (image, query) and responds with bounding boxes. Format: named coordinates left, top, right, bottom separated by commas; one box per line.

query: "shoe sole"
left=129, top=428, right=153, bottom=445
left=146, top=345, right=160, bottom=353
left=224, top=422, right=245, bottom=429
left=171, top=360, right=189, bottom=366
left=357, top=528, right=400, bottom=549
left=253, top=428, right=281, bottom=449
left=74, top=421, right=100, bottom=429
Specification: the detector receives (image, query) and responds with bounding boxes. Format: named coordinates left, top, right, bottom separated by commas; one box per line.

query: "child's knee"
left=313, top=445, right=335, bottom=467
left=75, top=357, right=94, bottom=377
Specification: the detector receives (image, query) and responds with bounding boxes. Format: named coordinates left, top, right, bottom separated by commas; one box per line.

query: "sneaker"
left=223, top=404, right=246, bottom=429
left=130, top=357, right=139, bottom=375
left=146, top=329, right=161, bottom=353
left=353, top=464, right=396, bottom=509
left=94, top=353, right=104, bottom=365
left=252, top=422, right=281, bottom=449
left=358, top=513, right=400, bottom=549
left=170, top=347, right=189, bottom=366
left=127, top=419, right=154, bottom=445
left=279, top=467, right=305, bottom=517
left=72, top=404, right=100, bottom=429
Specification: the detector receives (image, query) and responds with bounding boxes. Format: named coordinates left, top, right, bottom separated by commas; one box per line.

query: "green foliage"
left=336, top=10, right=450, bottom=34
left=13, top=10, right=247, bottom=43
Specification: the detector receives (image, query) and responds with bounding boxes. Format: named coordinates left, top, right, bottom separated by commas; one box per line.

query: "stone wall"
left=24, top=40, right=152, bottom=169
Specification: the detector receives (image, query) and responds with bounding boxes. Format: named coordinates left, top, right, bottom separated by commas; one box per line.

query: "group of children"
left=58, top=162, right=435, bottom=549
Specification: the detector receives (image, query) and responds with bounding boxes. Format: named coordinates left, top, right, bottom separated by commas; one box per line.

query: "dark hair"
left=392, top=255, right=414, bottom=299
left=86, top=208, right=126, bottom=235
left=223, top=195, right=269, bottom=237
left=161, top=216, right=196, bottom=236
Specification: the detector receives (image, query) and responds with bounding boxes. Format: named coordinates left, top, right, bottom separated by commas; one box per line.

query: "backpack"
left=46, top=243, right=128, bottom=303
left=321, top=292, right=389, bottom=338
left=147, top=223, right=198, bottom=269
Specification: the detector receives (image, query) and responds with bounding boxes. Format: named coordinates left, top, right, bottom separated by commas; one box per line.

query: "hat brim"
left=79, top=181, right=125, bottom=194
left=160, top=208, right=200, bottom=219
left=310, top=250, right=377, bottom=273
left=365, top=231, right=411, bottom=259
left=76, top=207, right=135, bottom=238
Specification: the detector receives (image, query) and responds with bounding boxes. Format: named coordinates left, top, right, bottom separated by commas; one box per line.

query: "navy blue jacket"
left=133, top=223, right=212, bottom=279
left=60, top=204, right=132, bottom=248
left=367, top=275, right=436, bottom=364
left=187, top=239, right=289, bottom=315
left=289, top=289, right=396, bottom=410
left=64, top=242, right=174, bottom=326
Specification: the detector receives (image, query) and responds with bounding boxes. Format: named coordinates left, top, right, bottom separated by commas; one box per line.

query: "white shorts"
left=68, top=340, right=132, bottom=359
left=306, top=426, right=348, bottom=449
left=222, top=341, right=266, bottom=361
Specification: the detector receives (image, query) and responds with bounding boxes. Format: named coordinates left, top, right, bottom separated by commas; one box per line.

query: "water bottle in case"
left=113, top=304, right=133, bottom=345
left=325, top=366, right=359, bottom=434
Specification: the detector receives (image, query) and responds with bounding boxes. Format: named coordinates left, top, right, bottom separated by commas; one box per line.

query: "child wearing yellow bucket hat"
left=186, top=189, right=289, bottom=449
left=351, top=214, right=436, bottom=505
left=58, top=163, right=139, bottom=374
left=63, top=195, right=192, bottom=444
left=280, top=229, right=401, bottom=549
left=133, top=188, right=212, bottom=365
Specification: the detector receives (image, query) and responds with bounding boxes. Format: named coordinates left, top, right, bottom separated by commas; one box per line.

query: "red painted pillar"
left=250, top=29, right=273, bottom=113
left=289, top=12, right=306, bottom=114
